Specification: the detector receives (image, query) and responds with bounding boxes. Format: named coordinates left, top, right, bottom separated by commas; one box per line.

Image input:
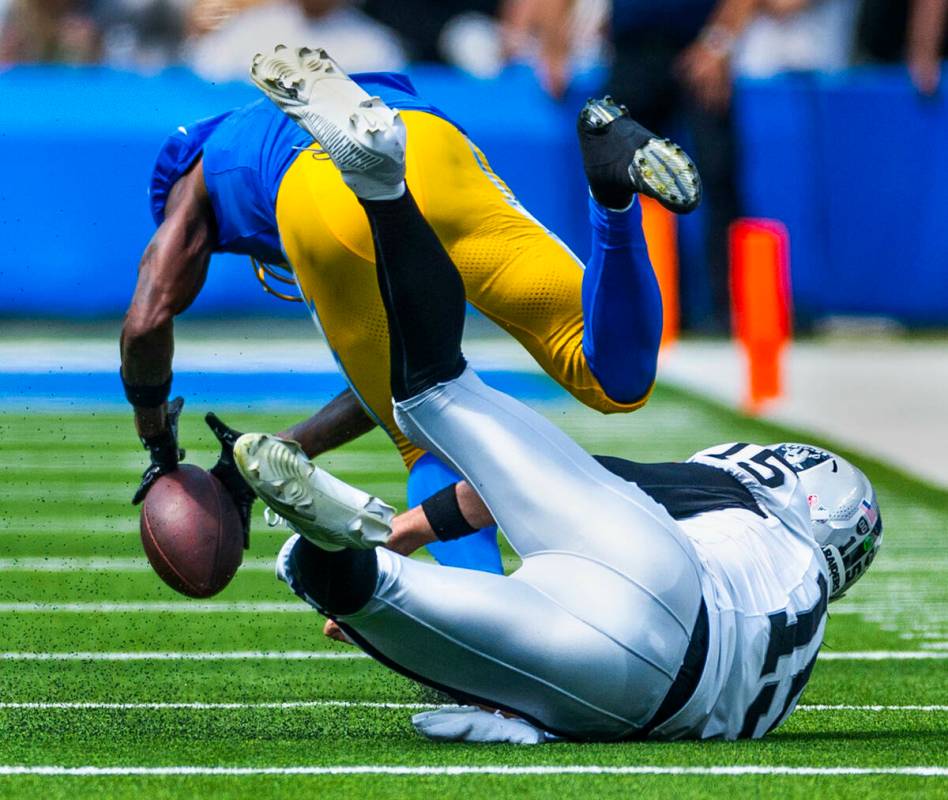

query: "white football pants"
left=322, top=368, right=705, bottom=739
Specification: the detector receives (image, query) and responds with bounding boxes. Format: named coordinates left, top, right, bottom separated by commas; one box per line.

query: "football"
left=139, top=464, right=244, bottom=598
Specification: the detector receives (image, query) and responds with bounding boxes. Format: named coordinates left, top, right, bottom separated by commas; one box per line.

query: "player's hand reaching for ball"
left=205, top=412, right=256, bottom=548
left=132, top=396, right=185, bottom=505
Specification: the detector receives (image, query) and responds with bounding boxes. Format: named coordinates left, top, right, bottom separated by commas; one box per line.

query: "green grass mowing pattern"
left=1, top=385, right=947, bottom=799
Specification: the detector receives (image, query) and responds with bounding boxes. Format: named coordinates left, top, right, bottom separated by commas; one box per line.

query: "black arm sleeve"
left=421, top=483, right=478, bottom=541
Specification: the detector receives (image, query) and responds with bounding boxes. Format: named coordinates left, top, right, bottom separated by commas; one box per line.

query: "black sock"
left=359, top=191, right=467, bottom=401
left=289, top=537, right=378, bottom=616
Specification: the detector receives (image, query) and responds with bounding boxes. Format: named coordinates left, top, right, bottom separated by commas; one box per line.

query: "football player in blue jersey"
left=120, top=46, right=701, bottom=579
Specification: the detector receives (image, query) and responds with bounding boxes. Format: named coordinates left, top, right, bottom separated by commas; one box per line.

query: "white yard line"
left=0, top=701, right=942, bottom=713
left=0, top=701, right=434, bottom=710
left=0, top=765, right=945, bottom=777
left=817, top=651, right=948, bottom=660
left=0, top=651, right=369, bottom=661
left=0, top=602, right=308, bottom=613
left=796, top=704, right=948, bottom=712
left=0, top=558, right=276, bottom=572
left=0, top=650, right=944, bottom=662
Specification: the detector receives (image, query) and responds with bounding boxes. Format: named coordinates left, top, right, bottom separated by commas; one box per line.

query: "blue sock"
left=581, top=194, right=663, bottom=404
left=407, top=453, right=504, bottom=574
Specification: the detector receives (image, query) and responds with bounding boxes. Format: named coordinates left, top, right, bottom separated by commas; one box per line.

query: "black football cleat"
left=578, top=96, right=702, bottom=214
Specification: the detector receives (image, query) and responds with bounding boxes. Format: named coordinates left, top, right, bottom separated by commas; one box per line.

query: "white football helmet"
left=770, top=443, right=882, bottom=600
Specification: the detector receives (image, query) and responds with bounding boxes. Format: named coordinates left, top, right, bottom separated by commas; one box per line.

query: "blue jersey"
left=148, top=73, right=457, bottom=264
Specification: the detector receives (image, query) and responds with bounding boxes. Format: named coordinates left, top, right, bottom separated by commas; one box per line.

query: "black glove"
left=132, top=396, right=185, bottom=505
left=206, top=412, right=255, bottom=548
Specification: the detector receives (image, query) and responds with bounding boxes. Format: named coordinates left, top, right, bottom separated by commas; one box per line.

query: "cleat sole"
left=248, top=45, right=405, bottom=194
left=631, top=137, right=702, bottom=213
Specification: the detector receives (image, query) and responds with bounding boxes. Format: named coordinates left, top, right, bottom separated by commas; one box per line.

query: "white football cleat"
left=412, top=706, right=557, bottom=745
left=234, top=433, right=394, bottom=551
left=249, top=45, right=406, bottom=200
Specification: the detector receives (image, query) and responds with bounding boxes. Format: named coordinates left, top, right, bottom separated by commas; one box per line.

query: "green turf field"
left=0, top=384, right=946, bottom=799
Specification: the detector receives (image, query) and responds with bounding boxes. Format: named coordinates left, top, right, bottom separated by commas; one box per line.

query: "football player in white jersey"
left=233, top=52, right=883, bottom=743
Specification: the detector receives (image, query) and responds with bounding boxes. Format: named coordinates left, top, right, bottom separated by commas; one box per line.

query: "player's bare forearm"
left=908, top=0, right=948, bottom=94
left=120, top=165, right=213, bottom=438
left=277, top=389, right=377, bottom=458
left=387, top=481, right=494, bottom=556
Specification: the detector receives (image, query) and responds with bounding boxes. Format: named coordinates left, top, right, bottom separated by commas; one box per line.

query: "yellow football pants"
left=276, top=110, right=648, bottom=469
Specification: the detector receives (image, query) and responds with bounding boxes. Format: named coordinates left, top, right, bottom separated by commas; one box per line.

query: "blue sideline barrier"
left=0, top=64, right=592, bottom=320
left=0, top=64, right=945, bottom=323
left=734, top=67, right=948, bottom=325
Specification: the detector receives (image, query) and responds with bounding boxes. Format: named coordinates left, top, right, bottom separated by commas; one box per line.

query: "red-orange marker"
left=729, top=219, right=792, bottom=414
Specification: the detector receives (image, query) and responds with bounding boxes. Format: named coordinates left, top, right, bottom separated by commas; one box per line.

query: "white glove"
left=412, top=705, right=557, bottom=745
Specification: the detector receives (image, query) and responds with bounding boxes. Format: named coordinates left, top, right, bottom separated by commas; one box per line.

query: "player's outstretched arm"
left=387, top=481, right=494, bottom=556
left=120, top=162, right=215, bottom=503
left=277, top=389, right=378, bottom=458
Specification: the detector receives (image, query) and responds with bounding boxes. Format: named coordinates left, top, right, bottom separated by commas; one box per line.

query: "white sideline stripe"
left=818, top=651, right=948, bottom=660
left=0, top=652, right=369, bottom=661
left=0, top=558, right=276, bottom=572
left=0, top=701, right=435, bottom=710
left=0, top=765, right=945, bottom=777
left=797, top=704, right=948, bottom=712
left=0, top=650, right=943, bottom=662
left=0, top=602, right=308, bottom=613
left=0, top=701, right=943, bottom=713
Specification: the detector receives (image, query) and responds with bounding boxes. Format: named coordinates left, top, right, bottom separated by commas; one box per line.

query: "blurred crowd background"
left=1, top=0, right=945, bottom=332
left=2, top=0, right=943, bottom=89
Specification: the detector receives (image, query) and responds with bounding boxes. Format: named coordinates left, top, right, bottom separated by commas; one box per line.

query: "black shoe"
left=578, top=96, right=702, bottom=214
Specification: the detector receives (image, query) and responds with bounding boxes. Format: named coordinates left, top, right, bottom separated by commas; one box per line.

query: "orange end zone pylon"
left=729, top=219, right=792, bottom=414
left=639, top=196, right=679, bottom=349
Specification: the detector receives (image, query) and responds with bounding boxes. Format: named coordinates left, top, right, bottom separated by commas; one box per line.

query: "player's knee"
left=286, top=536, right=379, bottom=616
left=588, top=360, right=657, bottom=411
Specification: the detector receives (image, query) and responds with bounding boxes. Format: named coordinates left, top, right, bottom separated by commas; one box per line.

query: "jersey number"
left=706, top=443, right=790, bottom=489
left=738, top=574, right=828, bottom=738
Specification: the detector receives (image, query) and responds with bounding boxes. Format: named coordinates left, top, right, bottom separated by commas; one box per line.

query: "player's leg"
left=356, top=187, right=704, bottom=738
left=403, top=105, right=698, bottom=412
left=576, top=96, right=701, bottom=402
left=580, top=194, right=662, bottom=404
left=278, top=535, right=698, bottom=740
left=359, top=183, right=701, bottom=611
left=271, top=71, right=502, bottom=571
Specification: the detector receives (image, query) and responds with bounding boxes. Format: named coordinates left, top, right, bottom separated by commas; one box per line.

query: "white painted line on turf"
left=0, top=701, right=436, bottom=710
left=0, top=702, right=944, bottom=713
left=0, top=558, right=276, bottom=572
left=818, top=651, right=948, bottom=660
left=0, top=602, right=308, bottom=613
left=0, top=651, right=369, bottom=661
left=797, top=704, right=948, bottom=712
left=0, top=766, right=945, bottom=777
left=1, top=650, right=944, bottom=662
